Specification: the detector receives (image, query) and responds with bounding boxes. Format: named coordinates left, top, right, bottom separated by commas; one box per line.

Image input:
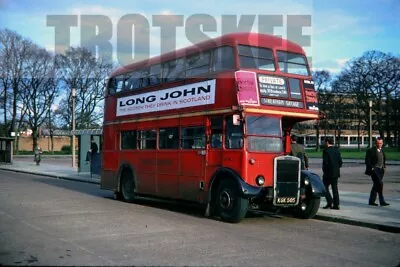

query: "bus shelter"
left=74, top=129, right=102, bottom=175
left=55, top=129, right=102, bottom=175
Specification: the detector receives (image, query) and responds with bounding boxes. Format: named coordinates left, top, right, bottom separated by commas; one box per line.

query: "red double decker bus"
left=101, top=32, right=325, bottom=223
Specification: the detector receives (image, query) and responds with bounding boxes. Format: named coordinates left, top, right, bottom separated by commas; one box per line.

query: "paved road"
left=14, top=156, right=400, bottom=195
left=1, top=171, right=399, bottom=266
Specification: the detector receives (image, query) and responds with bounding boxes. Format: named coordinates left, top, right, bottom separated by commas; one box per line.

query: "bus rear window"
left=239, top=45, right=275, bottom=71
left=277, top=51, right=309, bottom=76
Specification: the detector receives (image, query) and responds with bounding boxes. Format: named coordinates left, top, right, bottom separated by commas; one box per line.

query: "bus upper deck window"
left=277, top=51, right=310, bottom=76
left=212, top=46, right=234, bottom=72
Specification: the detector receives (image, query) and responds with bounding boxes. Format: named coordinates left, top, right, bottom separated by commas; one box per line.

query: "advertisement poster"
left=235, top=71, right=260, bottom=106
left=304, top=88, right=319, bottom=111
left=258, top=74, right=288, bottom=98
left=116, top=79, right=216, bottom=116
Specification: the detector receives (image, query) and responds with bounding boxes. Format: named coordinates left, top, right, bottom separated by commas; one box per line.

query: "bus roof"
left=110, top=32, right=306, bottom=77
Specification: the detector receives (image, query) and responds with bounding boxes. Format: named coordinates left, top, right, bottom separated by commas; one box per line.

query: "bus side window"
left=125, top=71, right=141, bottom=91
left=141, top=68, right=150, bottom=88
left=149, top=64, right=162, bottom=86
left=163, top=58, right=185, bottom=83
left=225, top=116, right=243, bottom=149
left=159, top=127, right=179, bottom=149
left=121, top=130, right=137, bottom=149
left=138, top=129, right=156, bottom=149
left=181, top=127, right=205, bottom=149
left=211, top=116, right=223, bottom=148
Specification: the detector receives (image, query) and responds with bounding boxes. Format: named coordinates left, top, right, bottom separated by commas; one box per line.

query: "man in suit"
left=322, top=137, right=343, bottom=210
left=365, top=137, right=390, bottom=206
left=290, top=135, right=309, bottom=170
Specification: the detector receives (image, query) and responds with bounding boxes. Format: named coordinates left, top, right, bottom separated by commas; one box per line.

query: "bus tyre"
left=215, top=179, right=248, bottom=223
left=121, top=175, right=135, bottom=203
left=294, top=197, right=320, bottom=219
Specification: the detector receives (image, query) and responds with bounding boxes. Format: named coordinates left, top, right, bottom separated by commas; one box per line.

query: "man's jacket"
left=365, top=147, right=386, bottom=175
left=322, top=146, right=343, bottom=178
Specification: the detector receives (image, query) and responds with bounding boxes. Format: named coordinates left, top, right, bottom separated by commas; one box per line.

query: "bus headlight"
left=256, top=175, right=265, bottom=186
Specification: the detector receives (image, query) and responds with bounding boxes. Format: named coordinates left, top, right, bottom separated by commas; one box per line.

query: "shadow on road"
left=31, top=176, right=286, bottom=222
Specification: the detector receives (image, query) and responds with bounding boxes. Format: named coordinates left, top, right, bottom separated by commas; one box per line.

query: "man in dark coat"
left=290, top=135, right=309, bottom=170
left=90, top=138, right=99, bottom=154
left=322, top=137, right=343, bottom=210
left=365, top=137, right=390, bottom=206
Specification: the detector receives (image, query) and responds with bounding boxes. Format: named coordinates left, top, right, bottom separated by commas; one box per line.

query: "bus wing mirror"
left=233, top=114, right=241, bottom=126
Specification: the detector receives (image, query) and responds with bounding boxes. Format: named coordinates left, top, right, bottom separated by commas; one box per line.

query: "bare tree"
left=370, top=53, right=400, bottom=146
left=55, top=47, right=112, bottom=129
left=313, top=70, right=332, bottom=151
left=0, top=29, right=32, bottom=143
left=20, top=44, right=58, bottom=150
left=338, top=51, right=400, bottom=148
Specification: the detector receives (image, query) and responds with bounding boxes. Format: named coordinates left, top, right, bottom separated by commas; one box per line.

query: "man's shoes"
left=322, top=205, right=331, bottom=209
left=369, top=202, right=378, bottom=206
left=380, top=202, right=390, bottom=206
left=331, top=206, right=340, bottom=210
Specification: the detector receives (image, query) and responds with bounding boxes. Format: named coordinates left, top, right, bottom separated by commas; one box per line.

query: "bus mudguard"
left=301, top=170, right=326, bottom=198
left=208, top=167, right=263, bottom=199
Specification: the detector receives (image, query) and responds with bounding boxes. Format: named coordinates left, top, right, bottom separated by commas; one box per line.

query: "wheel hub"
left=220, top=190, right=232, bottom=209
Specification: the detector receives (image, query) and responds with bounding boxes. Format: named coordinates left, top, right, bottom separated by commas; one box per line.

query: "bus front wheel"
left=215, top=179, right=248, bottom=223
left=120, top=172, right=135, bottom=203
left=293, top=197, right=320, bottom=219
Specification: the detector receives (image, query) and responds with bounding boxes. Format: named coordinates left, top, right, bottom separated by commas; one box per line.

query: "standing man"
left=90, top=137, right=99, bottom=154
left=365, top=137, right=390, bottom=206
left=322, top=137, right=343, bottom=210
left=290, top=135, right=309, bottom=170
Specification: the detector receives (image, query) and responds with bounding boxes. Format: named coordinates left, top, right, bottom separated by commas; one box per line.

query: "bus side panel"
left=101, top=125, right=119, bottom=190
left=156, top=150, right=179, bottom=198
left=221, top=150, right=243, bottom=181
left=135, top=151, right=157, bottom=195
left=179, top=150, right=205, bottom=202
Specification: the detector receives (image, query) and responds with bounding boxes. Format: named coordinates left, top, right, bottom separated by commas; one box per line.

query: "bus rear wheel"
left=121, top=172, right=135, bottom=202
left=215, top=179, right=248, bottom=223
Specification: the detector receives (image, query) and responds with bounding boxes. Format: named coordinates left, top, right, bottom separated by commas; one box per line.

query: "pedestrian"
left=290, top=135, right=309, bottom=170
left=322, top=137, right=343, bottom=210
left=34, top=145, right=42, bottom=166
left=90, top=138, right=98, bottom=154
left=365, top=137, right=390, bottom=206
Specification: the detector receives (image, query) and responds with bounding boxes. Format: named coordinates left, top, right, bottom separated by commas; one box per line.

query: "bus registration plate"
left=276, top=197, right=296, bottom=204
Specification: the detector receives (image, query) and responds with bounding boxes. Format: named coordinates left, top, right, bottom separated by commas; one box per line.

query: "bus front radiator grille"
left=276, top=159, right=300, bottom=183
left=274, top=157, right=301, bottom=203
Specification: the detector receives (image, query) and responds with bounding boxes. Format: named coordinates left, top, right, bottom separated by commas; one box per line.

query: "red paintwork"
left=101, top=32, right=317, bottom=203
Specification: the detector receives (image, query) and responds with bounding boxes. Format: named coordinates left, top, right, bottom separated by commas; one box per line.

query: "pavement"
left=0, top=158, right=399, bottom=233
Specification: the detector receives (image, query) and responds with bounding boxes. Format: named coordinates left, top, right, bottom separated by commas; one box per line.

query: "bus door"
left=179, top=123, right=207, bottom=202
left=205, top=116, right=224, bottom=192
left=222, top=115, right=244, bottom=173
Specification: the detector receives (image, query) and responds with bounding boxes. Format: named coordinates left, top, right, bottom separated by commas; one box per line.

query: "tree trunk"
left=50, top=135, right=54, bottom=153
left=31, top=128, right=38, bottom=151
left=315, top=122, right=320, bottom=151
left=357, top=123, right=361, bottom=152
left=10, top=84, right=18, bottom=151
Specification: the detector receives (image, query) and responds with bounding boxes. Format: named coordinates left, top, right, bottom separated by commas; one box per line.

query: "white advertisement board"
left=116, top=79, right=216, bottom=116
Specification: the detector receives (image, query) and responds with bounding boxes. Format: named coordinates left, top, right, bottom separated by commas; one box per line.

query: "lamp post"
left=369, top=100, right=372, bottom=148
left=72, top=88, right=76, bottom=168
